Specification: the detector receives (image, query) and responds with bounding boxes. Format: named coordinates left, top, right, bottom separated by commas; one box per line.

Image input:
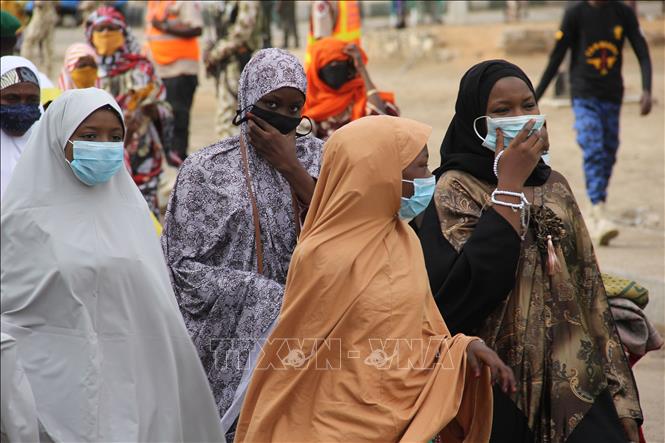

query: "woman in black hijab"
left=416, top=60, right=642, bottom=442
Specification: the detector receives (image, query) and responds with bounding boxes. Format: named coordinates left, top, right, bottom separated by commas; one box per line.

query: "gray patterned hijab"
left=162, top=48, right=323, bottom=430
left=237, top=47, right=307, bottom=114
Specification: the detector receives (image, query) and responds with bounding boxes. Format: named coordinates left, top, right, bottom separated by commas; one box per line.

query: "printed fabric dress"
left=426, top=169, right=642, bottom=442
left=161, top=48, right=323, bottom=439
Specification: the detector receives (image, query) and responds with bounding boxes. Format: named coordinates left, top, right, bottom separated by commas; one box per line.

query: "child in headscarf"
left=162, top=48, right=323, bottom=440
left=416, top=60, right=643, bottom=443
left=1, top=88, right=224, bottom=442
left=303, top=37, right=398, bottom=140
left=57, top=42, right=98, bottom=90
left=86, top=6, right=173, bottom=216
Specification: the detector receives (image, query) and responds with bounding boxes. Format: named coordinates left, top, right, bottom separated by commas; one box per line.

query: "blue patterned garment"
left=572, top=97, right=621, bottom=204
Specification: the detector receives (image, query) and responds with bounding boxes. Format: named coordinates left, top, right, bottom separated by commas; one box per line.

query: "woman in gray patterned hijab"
left=162, top=48, right=323, bottom=438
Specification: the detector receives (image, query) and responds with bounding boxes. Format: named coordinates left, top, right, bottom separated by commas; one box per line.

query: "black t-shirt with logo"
left=535, top=1, right=652, bottom=103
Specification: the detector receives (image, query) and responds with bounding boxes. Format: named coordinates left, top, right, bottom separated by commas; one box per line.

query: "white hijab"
left=0, top=55, right=43, bottom=201
left=1, top=88, right=224, bottom=442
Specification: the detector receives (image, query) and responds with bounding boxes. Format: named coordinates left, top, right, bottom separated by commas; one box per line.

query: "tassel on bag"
left=546, top=235, right=562, bottom=276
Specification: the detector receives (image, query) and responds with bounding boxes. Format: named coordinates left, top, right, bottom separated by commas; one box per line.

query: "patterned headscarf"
left=1, top=66, right=39, bottom=90
left=237, top=48, right=307, bottom=112
left=84, top=5, right=163, bottom=111
left=84, top=6, right=127, bottom=41
left=85, top=6, right=142, bottom=77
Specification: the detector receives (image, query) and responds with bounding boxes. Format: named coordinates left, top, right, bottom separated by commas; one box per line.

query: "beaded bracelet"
left=493, top=189, right=530, bottom=205
left=491, top=195, right=523, bottom=211
left=491, top=189, right=531, bottom=239
left=493, top=150, right=506, bottom=178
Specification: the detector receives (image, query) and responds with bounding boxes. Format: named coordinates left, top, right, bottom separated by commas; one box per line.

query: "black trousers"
left=163, top=74, right=198, bottom=160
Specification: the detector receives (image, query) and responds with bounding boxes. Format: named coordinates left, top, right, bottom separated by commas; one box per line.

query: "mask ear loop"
left=296, top=116, right=313, bottom=138
left=64, top=139, right=74, bottom=164
left=232, top=105, right=253, bottom=126
left=473, top=115, right=489, bottom=142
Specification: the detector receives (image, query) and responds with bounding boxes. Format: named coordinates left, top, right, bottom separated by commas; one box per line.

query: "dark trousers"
left=163, top=74, right=198, bottom=160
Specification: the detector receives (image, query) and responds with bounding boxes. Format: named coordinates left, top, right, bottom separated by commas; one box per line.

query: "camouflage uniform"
left=20, top=1, right=57, bottom=78
left=203, top=1, right=261, bottom=139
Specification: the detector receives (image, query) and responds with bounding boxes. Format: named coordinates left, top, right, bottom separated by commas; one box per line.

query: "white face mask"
left=473, top=114, right=546, bottom=151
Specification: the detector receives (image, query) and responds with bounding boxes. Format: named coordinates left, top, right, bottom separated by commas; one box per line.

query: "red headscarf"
left=303, top=37, right=394, bottom=122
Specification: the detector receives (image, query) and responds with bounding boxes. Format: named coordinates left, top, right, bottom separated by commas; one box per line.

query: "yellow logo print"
left=555, top=30, right=564, bottom=41
left=614, top=25, right=623, bottom=40
left=584, top=40, right=619, bottom=75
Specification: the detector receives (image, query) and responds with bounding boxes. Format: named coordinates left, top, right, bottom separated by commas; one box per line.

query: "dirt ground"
left=49, top=5, right=664, bottom=440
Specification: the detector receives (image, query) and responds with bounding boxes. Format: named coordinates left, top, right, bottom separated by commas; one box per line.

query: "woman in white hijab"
left=0, top=88, right=225, bottom=442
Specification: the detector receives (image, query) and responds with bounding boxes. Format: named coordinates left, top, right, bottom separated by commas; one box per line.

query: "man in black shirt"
left=535, top=0, right=652, bottom=246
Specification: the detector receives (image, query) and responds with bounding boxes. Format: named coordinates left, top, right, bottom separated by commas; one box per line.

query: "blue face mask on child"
left=399, top=176, right=436, bottom=220
left=473, top=114, right=546, bottom=151
left=67, top=140, right=124, bottom=186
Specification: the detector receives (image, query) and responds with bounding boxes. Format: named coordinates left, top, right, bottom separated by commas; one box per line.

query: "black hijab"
left=435, top=59, right=551, bottom=186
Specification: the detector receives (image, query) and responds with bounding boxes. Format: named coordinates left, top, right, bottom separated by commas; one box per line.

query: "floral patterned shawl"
left=161, top=48, right=323, bottom=420
left=434, top=169, right=642, bottom=442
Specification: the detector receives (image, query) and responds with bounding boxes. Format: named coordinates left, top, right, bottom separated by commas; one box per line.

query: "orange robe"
left=236, top=116, right=492, bottom=443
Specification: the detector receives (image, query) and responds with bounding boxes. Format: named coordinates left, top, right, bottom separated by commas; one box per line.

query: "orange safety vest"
left=145, top=0, right=199, bottom=66
left=305, top=0, right=362, bottom=67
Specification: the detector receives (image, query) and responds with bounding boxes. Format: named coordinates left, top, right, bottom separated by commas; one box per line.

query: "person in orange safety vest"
left=305, top=0, right=361, bottom=68
left=145, top=0, right=202, bottom=165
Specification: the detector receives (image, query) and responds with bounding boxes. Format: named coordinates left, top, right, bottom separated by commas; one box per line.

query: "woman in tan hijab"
left=236, top=115, right=516, bottom=442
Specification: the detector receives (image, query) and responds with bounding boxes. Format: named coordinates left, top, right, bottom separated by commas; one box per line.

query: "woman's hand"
left=141, top=103, right=159, bottom=121
left=247, top=112, right=316, bottom=205
left=247, top=113, right=299, bottom=175
left=151, top=17, right=166, bottom=31
left=495, top=119, right=548, bottom=191
left=620, top=418, right=640, bottom=442
left=343, top=43, right=365, bottom=70
left=466, top=339, right=517, bottom=394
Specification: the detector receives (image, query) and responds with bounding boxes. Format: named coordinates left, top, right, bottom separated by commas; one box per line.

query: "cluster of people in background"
left=1, top=1, right=662, bottom=442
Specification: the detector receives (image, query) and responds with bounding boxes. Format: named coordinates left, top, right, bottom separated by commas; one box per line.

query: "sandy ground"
left=48, top=4, right=664, bottom=440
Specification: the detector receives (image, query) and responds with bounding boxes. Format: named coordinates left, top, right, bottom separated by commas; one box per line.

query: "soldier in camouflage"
left=20, top=1, right=58, bottom=78
left=203, top=1, right=261, bottom=139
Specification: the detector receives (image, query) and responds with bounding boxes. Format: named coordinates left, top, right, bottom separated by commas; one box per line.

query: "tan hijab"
left=235, top=116, right=492, bottom=442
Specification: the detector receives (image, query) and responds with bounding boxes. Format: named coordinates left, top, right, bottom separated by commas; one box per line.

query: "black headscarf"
left=435, top=59, right=551, bottom=186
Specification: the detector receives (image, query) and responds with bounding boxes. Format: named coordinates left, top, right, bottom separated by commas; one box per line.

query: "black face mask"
left=318, top=60, right=355, bottom=90
left=233, top=105, right=302, bottom=135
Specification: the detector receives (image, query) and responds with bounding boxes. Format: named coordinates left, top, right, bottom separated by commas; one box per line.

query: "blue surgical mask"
left=473, top=114, right=546, bottom=152
left=0, top=103, right=41, bottom=134
left=67, top=140, right=124, bottom=186
left=399, top=176, right=436, bottom=220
